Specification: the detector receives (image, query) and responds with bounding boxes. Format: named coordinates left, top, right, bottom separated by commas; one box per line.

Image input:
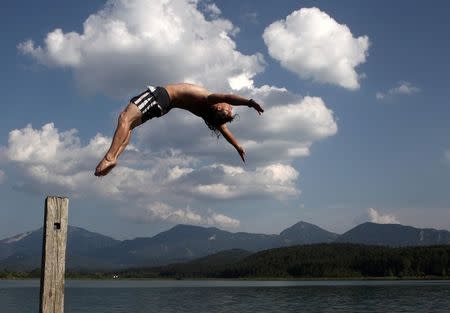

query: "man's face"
left=214, top=103, right=233, bottom=118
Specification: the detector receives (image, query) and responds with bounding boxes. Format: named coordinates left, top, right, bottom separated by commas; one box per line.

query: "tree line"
left=1, top=244, right=449, bottom=279
left=116, top=244, right=450, bottom=279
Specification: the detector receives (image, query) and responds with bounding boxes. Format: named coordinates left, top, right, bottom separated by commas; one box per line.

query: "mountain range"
left=1, top=221, right=449, bottom=271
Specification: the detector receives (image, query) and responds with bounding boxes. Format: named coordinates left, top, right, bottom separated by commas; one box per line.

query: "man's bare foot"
left=95, top=157, right=117, bottom=177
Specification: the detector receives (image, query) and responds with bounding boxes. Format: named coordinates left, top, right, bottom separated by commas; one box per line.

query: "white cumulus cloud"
left=4, top=123, right=304, bottom=201
left=3, top=123, right=243, bottom=228
left=121, top=201, right=240, bottom=228
left=6, top=123, right=106, bottom=173
left=18, top=0, right=264, bottom=96
left=367, top=208, right=399, bottom=224
left=203, top=3, right=221, bottom=18
left=183, top=163, right=300, bottom=200
left=4, top=123, right=125, bottom=196
left=376, top=81, right=420, bottom=100
left=263, top=7, right=369, bottom=89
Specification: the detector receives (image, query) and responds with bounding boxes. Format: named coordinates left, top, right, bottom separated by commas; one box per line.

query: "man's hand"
left=248, top=99, right=264, bottom=115
left=237, top=145, right=246, bottom=163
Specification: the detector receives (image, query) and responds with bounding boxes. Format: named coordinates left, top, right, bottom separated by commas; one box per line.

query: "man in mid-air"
left=94, top=83, right=264, bottom=176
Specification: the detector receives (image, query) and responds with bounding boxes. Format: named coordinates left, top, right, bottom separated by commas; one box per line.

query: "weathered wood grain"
left=39, top=196, right=69, bottom=313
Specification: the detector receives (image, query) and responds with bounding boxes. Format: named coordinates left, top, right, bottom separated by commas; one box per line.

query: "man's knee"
left=118, top=111, right=129, bottom=125
left=119, top=103, right=141, bottom=127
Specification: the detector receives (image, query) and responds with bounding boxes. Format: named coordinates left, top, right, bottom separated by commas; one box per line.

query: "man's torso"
left=165, top=83, right=211, bottom=117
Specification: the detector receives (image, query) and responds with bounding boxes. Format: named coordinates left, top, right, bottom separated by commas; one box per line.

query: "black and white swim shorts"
left=130, top=86, right=172, bottom=123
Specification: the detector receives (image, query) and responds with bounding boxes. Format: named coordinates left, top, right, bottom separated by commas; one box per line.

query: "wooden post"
left=39, top=196, right=69, bottom=313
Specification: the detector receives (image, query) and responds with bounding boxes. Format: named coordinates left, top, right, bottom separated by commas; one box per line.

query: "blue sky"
left=1, top=0, right=449, bottom=240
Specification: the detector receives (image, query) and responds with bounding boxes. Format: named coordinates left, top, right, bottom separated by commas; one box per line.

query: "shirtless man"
left=94, top=83, right=264, bottom=176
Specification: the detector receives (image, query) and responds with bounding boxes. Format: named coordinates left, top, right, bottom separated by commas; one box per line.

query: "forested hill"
left=114, top=244, right=450, bottom=279
left=225, top=244, right=450, bottom=278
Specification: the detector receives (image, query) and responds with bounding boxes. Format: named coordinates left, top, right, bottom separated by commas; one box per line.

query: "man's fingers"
left=254, top=104, right=264, bottom=114
left=239, top=150, right=246, bottom=162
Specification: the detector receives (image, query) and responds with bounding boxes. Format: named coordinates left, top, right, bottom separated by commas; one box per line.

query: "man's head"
left=204, top=103, right=237, bottom=135
left=205, top=102, right=235, bottom=126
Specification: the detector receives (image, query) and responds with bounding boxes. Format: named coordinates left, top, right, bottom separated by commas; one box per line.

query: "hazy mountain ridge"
left=280, top=221, right=338, bottom=244
left=336, top=222, right=450, bottom=246
left=1, top=221, right=449, bottom=271
left=0, top=226, right=121, bottom=270
left=0, top=221, right=335, bottom=270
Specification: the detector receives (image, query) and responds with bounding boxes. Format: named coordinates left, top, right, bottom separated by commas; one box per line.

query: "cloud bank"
left=2, top=123, right=307, bottom=228
left=4, top=123, right=303, bottom=200
left=13, top=1, right=345, bottom=230
left=17, top=1, right=338, bottom=168
left=123, top=201, right=240, bottom=228
left=18, top=0, right=264, bottom=96
left=263, top=7, right=369, bottom=89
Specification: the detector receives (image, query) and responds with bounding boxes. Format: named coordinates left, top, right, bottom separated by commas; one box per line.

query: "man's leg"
left=95, top=103, right=142, bottom=176
left=113, top=115, right=141, bottom=158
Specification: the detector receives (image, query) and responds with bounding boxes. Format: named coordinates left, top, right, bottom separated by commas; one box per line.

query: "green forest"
left=1, top=244, right=449, bottom=279
left=113, top=244, right=450, bottom=279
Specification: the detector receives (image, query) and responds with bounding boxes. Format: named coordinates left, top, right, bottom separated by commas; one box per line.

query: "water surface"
left=1, top=280, right=449, bottom=312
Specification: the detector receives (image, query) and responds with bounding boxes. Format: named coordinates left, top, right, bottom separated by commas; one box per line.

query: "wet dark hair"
left=204, top=106, right=238, bottom=137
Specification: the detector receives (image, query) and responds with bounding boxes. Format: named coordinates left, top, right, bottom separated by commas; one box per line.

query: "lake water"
left=1, top=280, right=450, bottom=312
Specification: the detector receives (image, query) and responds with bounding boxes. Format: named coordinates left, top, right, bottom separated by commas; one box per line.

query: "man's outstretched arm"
left=207, top=93, right=264, bottom=115
left=218, top=124, right=246, bottom=162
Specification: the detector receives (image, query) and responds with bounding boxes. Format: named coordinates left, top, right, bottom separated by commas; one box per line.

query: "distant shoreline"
left=2, top=276, right=450, bottom=281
